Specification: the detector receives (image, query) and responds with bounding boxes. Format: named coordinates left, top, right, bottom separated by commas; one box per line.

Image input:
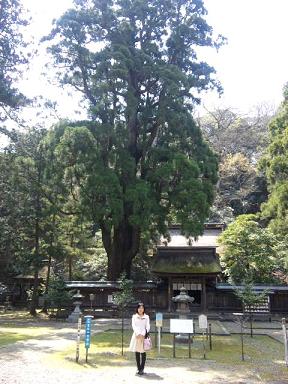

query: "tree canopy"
left=43, top=0, right=224, bottom=279
left=261, top=85, right=288, bottom=235
left=218, top=215, right=279, bottom=284
left=199, top=106, right=271, bottom=223
left=200, top=106, right=271, bottom=161
left=0, top=0, right=29, bottom=124
left=215, top=153, right=267, bottom=218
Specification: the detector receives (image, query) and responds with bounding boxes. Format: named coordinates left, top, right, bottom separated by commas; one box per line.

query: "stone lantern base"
left=67, top=302, right=82, bottom=323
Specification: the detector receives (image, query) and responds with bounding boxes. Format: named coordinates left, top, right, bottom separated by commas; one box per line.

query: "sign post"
left=156, top=313, right=163, bottom=355
left=282, top=318, right=288, bottom=367
left=75, top=315, right=82, bottom=363
left=199, top=314, right=208, bottom=360
left=84, top=315, right=93, bottom=363
left=170, top=319, right=194, bottom=358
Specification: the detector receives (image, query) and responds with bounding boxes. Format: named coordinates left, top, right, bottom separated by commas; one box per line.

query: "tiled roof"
left=153, top=247, right=221, bottom=275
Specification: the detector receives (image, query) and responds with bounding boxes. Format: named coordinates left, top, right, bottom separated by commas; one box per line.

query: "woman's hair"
left=135, top=302, right=146, bottom=314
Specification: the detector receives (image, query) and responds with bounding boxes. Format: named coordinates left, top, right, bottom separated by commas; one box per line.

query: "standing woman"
left=129, top=302, right=150, bottom=375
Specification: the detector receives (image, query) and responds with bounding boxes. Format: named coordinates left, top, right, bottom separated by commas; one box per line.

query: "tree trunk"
left=30, top=268, right=39, bottom=316
left=68, top=256, right=72, bottom=281
left=30, top=167, right=42, bottom=317
left=41, top=252, right=52, bottom=313
left=106, top=223, right=140, bottom=280
left=68, top=234, right=74, bottom=280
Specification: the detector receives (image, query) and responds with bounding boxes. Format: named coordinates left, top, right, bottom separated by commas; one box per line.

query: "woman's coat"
left=129, top=313, right=150, bottom=353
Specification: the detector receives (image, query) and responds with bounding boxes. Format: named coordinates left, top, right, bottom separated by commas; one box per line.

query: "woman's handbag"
left=144, top=330, right=152, bottom=351
left=144, top=336, right=152, bottom=351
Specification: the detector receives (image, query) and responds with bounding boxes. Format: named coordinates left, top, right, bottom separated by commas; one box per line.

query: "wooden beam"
left=202, top=276, right=207, bottom=313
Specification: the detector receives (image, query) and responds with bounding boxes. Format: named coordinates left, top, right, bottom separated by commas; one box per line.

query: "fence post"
left=209, top=323, right=212, bottom=351
left=282, top=318, right=288, bottom=367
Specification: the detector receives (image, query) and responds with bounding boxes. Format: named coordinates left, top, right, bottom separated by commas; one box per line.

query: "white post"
left=156, top=313, right=163, bottom=355
left=76, top=316, right=82, bottom=362
left=202, top=330, right=206, bottom=359
left=282, top=318, right=288, bottom=367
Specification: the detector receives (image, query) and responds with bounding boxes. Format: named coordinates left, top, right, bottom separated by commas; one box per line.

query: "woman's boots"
left=135, top=352, right=146, bottom=375
left=140, top=352, right=146, bottom=373
left=135, top=352, right=141, bottom=373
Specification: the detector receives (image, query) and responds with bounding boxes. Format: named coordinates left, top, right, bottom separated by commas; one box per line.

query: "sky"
left=2, top=0, right=288, bottom=146
left=201, top=0, right=288, bottom=113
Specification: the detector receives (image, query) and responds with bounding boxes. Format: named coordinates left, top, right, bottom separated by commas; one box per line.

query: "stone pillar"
left=168, top=277, right=172, bottom=312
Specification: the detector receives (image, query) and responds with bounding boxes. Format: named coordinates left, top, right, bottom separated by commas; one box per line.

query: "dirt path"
left=0, top=319, right=287, bottom=384
left=0, top=339, right=265, bottom=384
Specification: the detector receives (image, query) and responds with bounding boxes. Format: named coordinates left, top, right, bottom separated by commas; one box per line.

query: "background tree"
left=72, top=230, right=108, bottom=281
left=218, top=215, right=279, bottom=284
left=113, top=273, right=135, bottom=356
left=9, top=129, right=50, bottom=315
left=0, top=128, right=70, bottom=315
left=0, top=151, right=23, bottom=280
left=0, top=0, right=29, bottom=125
left=234, top=282, right=268, bottom=338
left=199, top=106, right=272, bottom=222
left=216, top=153, right=267, bottom=217
left=44, top=0, right=224, bottom=279
left=199, top=105, right=272, bottom=161
left=45, top=277, right=72, bottom=317
left=261, top=85, right=288, bottom=236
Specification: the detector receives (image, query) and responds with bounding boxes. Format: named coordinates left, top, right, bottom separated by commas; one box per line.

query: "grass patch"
left=0, top=309, right=51, bottom=322
left=0, top=325, right=55, bottom=347
left=0, top=332, right=32, bottom=346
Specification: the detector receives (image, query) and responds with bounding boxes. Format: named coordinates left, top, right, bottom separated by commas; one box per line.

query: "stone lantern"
left=4, top=294, right=13, bottom=311
left=172, top=286, right=194, bottom=319
left=172, top=286, right=194, bottom=342
left=68, top=289, right=84, bottom=323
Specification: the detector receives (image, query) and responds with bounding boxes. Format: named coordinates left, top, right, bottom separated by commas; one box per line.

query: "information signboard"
left=170, top=319, right=194, bottom=334
left=156, top=313, right=163, bottom=328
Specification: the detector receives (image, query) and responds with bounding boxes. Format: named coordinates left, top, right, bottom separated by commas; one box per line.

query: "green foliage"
left=261, top=85, right=288, bottom=236
left=199, top=107, right=272, bottom=223
left=113, top=273, right=135, bottom=310
left=0, top=0, right=29, bottom=121
left=0, top=151, right=22, bottom=276
left=218, top=215, right=279, bottom=283
left=73, top=232, right=108, bottom=280
left=45, top=278, right=72, bottom=309
left=214, top=153, right=267, bottom=219
left=0, top=129, right=48, bottom=279
left=130, top=250, right=155, bottom=281
left=43, top=0, right=223, bottom=279
left=234, top=282, right=268, bottom=310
